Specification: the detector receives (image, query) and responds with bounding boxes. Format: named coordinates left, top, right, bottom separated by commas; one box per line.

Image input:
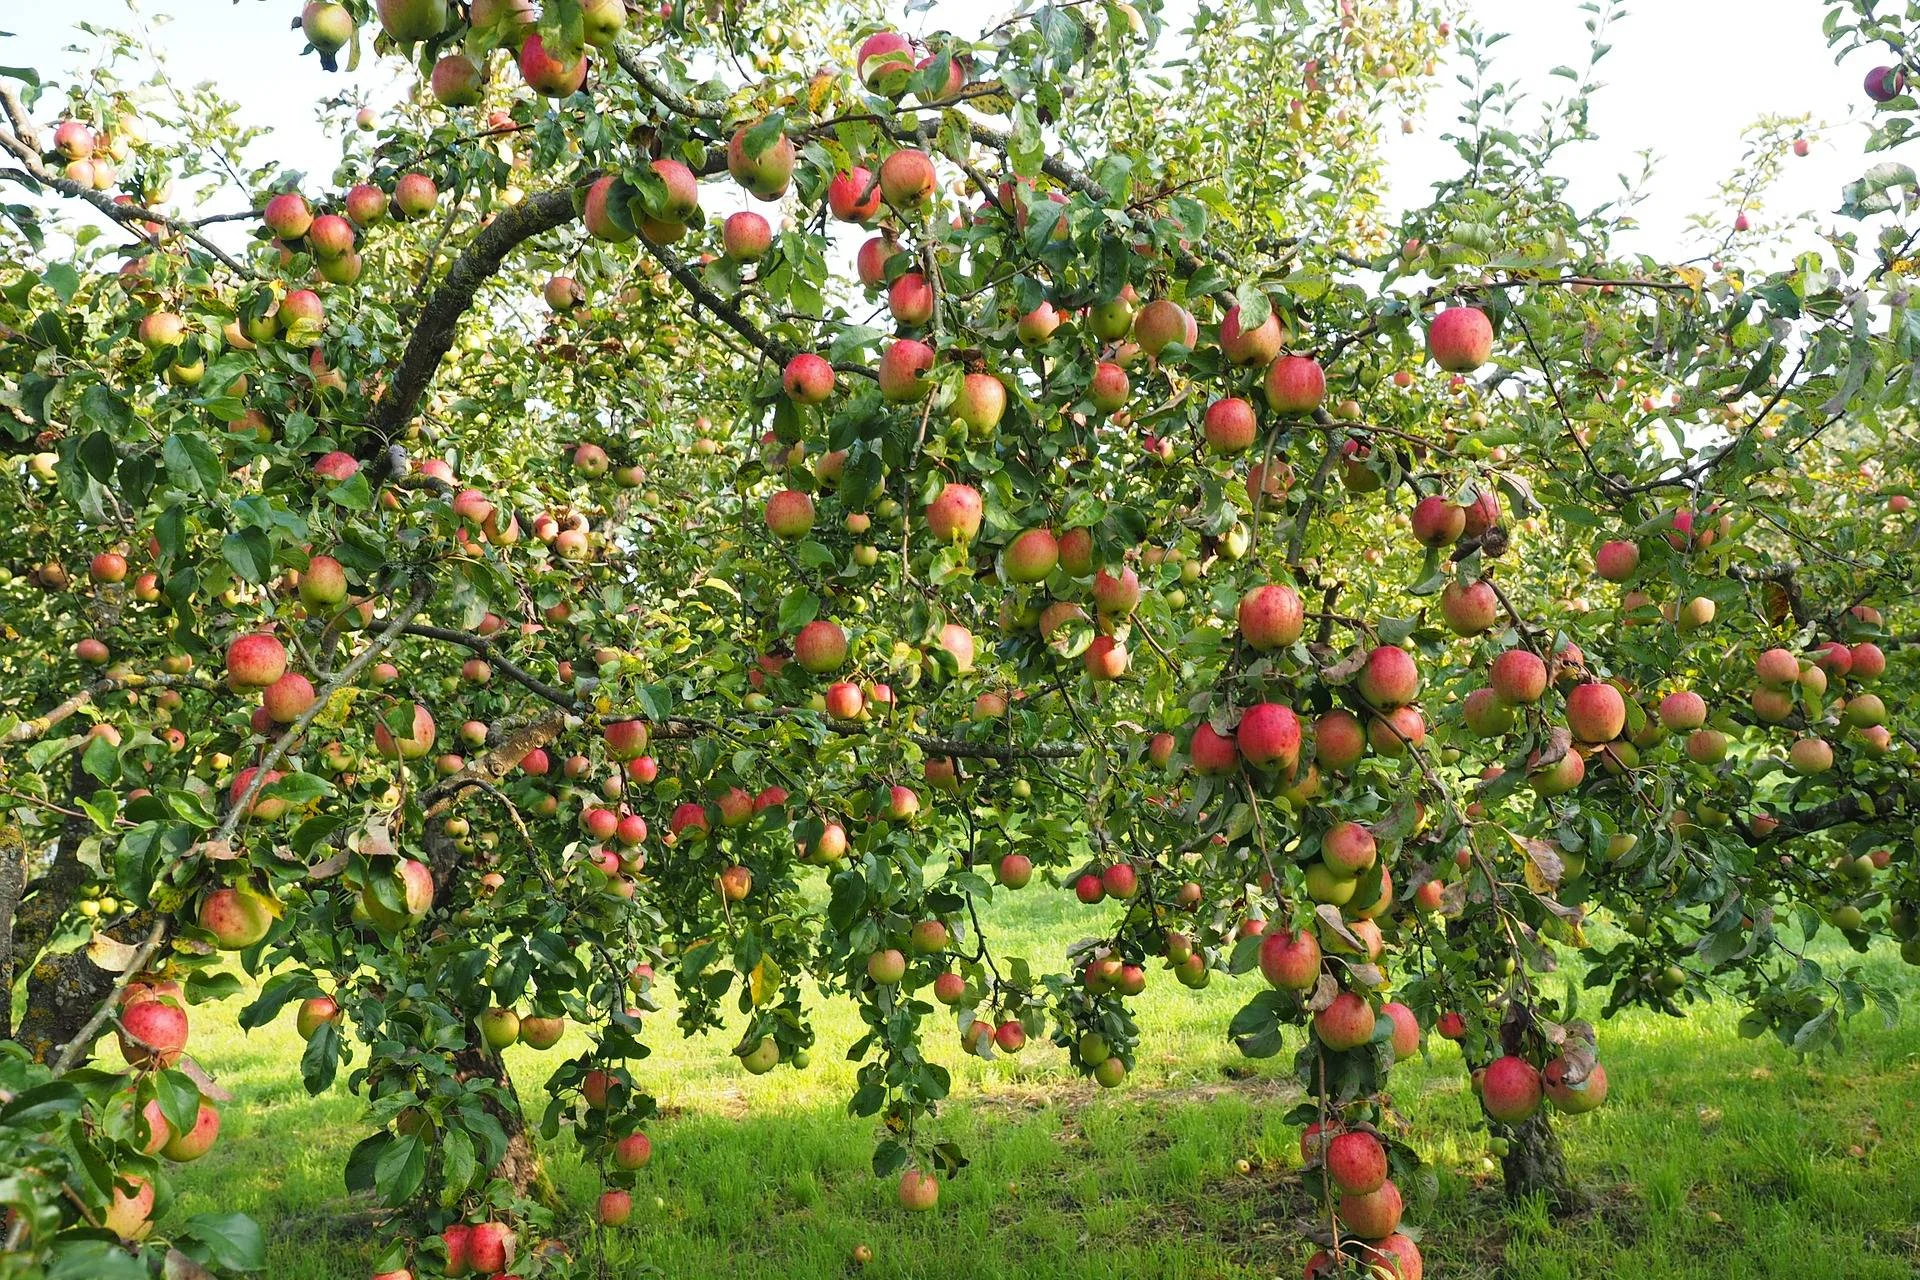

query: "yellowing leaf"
left=749, top=955, right=782, bottom=1007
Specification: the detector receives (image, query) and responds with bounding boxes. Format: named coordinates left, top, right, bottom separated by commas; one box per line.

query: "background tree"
left=1, top=1, right=1917, bottom=1277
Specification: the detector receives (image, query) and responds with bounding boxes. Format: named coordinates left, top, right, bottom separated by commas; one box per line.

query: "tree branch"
left=359, top=188, right=579, bottom=464
left=400, top=624, right=582, bottom=711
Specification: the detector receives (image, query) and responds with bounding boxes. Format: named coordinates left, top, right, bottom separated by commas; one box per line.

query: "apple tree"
left=1, top=1, right=1918, bottom=1277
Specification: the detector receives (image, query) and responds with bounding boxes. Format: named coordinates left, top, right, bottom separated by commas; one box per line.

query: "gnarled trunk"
left=1500, top=1111, right=1574, bottom=1209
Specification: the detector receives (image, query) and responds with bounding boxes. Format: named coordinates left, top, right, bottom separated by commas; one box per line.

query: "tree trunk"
left=13, top=763, right=115, bottom=1063
left=426, top=819, right=553, bottom=1207
left=1500, top=1111, right=1575, bottom=1209
left=0, top=819, right=26, bottom=1039
left=454, top=1040, right=555, bottom=1207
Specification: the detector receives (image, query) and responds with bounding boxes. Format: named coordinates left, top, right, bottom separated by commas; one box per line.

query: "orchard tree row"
left=2, top=0, right=1919, bottom=1277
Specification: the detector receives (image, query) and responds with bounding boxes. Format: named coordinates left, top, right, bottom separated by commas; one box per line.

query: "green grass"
left=169, top=890, right=1920, bottom=1279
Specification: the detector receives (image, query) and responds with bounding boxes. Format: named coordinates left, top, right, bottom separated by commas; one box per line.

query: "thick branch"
left=360, top=188, right=579, bottom=460
left=4, top=671, right=208, bottom=744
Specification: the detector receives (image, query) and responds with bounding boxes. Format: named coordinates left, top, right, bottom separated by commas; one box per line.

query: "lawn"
left=169, top=889, right=1920, bottom=1279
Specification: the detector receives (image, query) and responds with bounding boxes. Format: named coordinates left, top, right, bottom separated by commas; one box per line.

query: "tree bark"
left=453, top=1039, right=555, bottom=1207
left=0, top=818, right=26, bottom=1039
left=1500, top=1111, right=1575, bottom=1209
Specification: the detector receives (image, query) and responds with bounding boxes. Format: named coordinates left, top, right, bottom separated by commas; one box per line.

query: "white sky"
left=0, top=1, right=1885, bottom=266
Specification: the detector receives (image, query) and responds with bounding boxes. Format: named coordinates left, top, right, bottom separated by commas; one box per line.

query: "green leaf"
left=373, top=1131, right=426, bottom=1206
left=301, top=1019, right=340, bottom=1094
left=221, top=528, right=275, bottom=584
left=178, top=1212, right=267, bottom=1271
left=0, top=1081, right=83, bottom=1126
left=343, top=1132, right=390, bottom=1193
left=776, top=586, right=820, bottom=630
left=162, top=432, right=224, bottom=495
left=440, top=1126, right=477, bottom=1201
left=1232, top=282, right=1271, bottom=331
left=155, top=1068, right=203, bottom=1135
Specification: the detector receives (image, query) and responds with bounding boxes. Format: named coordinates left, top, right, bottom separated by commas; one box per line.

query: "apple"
left=878, top=149, right=936, bottom=209
left=1410, top=495, right=1465, bottom=546
left=225, top=632, right=287, bottom=688
left=877, top=337, right=935, bottom=401
left=897, top=1168, right=939, bottom=1211
left=1337, top=1180, right=1403, bottom=1238
left=723, top=210, right=773, bottom=261
left=1427, top=305, right=1493, bottom=371
left=1566, top=682, right=1626, bottom=743
left=118, top=997, right=188, bottom=1067
left=782, top=353, right=835, bottom=404
left=1312, top=991, right=1374, bottom=1051
left=1238, top=584, right=1304, bottom=649
left=727, top=122, right=796, bottom=199
left=792, top=620, right=848, bottom=673
left=1258, top=929, right=1320, bottom=989
left=1203, top=396, right=1259, bottom=453
left=1321, top=821, right=1377, bottom=875
left=199, top=885, right=274, bottom=948
left=1488, top=648, right=1548, bottom=704
left=161, top=1100, right=221, bottom=1161
left=1355, top=645, right=1419, bottom=708
left=1325, top=1130, right=1386, bottom=1193
left=479, top=1008, right=520, bottom=1049
left=1237, top=702, right=1301, bottom=770
left=764, top=489, right=815, bottom=537
left=296, top=995, right=340, bottom=1040
left=1439, top=579, right=1499, bottom=635
left=1481, top=1055, right=1543, bottom=1122
left=1263, top=354, right=1325, bottom=414
left=829, top=167, right=881, bottom=222
left=1220, top=303, right=1284, bottom=365
left=518, top=32, right=587, bottom=95
left=925, top=483, right=983, bottom=542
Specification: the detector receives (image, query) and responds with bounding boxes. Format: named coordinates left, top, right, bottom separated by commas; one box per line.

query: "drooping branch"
left=221, top=581, right=435, bottom=837
left=0, top=86, right=255, bottom=276
left=422, top=710, right=572, bottom=815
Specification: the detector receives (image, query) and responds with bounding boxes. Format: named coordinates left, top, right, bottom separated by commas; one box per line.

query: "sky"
left=0, top=0, right=1888, bottom=265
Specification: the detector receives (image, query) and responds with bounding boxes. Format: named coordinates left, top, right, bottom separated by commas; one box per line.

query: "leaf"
left=164, top=1249, right=218, bottom=1280
left=80, top=732, right=119, bottom=783
left=301, top=1021, right=340, bottom=1094
left=439, top=1126, right=477, bottom=1202
left=1314, top=904, right=1364, bottom=952
left=1503, top=829, right=1564, bottom=892
left=221, top=529, right=275, bottom=584
left=177, top=1212, right=266, bottom=1271
left=1229, top=990, right=1288, bottom=1058
left=871, top=1139, right=909, bottom=1178
left=776, top=586, right=819, bottom=631
left=343, top=1132, right=389, bottom=1193
left=0, top=1080, right=84, bottom=1126
left=156, top=1068, right=203, bottom=1136
left=1318, top=648, right=1368, bottom=685
left=162, top=432, right=224, bottom=495
left=46, top=1242, right=148, bottom=1280
left=86, top=931, right=140, bottom=973
left=748, top=955, right=782, bottom=1007
left=1232, top=281, right=1271, bottom=331
left=742, top=111, right=787, bottom=160
left=373, top=1131, right=426, bottom=1206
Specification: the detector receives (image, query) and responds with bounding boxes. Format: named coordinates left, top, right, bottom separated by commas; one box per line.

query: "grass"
left=169, top=889, right=1920, bottom=1279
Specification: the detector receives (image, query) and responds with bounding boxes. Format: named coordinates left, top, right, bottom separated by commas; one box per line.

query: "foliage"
left=1, top=0, right=1918, bottom=1277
